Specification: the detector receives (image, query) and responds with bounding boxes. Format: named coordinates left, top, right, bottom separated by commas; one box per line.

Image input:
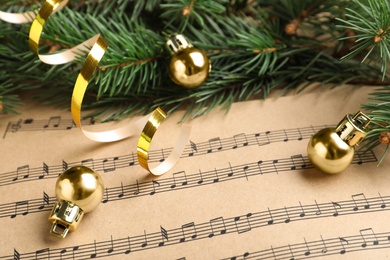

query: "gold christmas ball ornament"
left=166, top=34, right=211, bottom=88
left=307, top=111, right=371, bottom=174
left=48, top=166, right=104, bottom=238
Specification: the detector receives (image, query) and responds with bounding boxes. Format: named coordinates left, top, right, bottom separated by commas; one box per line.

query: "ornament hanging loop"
left=166, top=34, right=193, bottom=54
left=335, top=111, right=371, bottom=147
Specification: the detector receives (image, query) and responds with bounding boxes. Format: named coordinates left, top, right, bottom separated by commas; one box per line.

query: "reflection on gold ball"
left=307, top=128, right=354, bottom=174
left=169, top=48, right=210, bottom=88
left=55, top=166, right=104, bottom=212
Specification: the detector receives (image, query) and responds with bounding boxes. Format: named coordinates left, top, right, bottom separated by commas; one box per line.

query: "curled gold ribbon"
left=137, top=108, right=192, bottom=176
left=0, top=10, right=35, bottom=24
left=25, top=0, right=191, bottom=175
left=29, top=0, right=98, bottom=65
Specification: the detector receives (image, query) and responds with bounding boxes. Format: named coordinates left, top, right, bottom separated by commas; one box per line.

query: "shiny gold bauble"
left=55, top=166, right=104, bottom=212
left=169, top=48, right=210, bottom=88
left=307, top=128, right=355, bottom=174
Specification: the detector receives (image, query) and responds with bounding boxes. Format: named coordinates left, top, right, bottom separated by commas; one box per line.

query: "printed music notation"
left=224, top=227, right=388, bottom=260
left=3, top=202, right=390, bottom=260
left=2, top=88, right=388, bottom=259
left=0, top=125, right=342, bottom=187
left=2, top=116, right=95, bottom=138
left=0, top=152, right=378, bottom=219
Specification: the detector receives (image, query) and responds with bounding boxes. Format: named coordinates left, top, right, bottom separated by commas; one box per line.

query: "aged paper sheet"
left=1, top=85, right=390, bottom=259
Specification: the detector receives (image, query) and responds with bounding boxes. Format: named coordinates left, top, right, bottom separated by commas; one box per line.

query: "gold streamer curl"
left=1, top=0, right=191, bottom=175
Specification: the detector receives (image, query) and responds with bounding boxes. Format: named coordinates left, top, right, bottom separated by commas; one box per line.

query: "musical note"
left=102, top=157, right=118, bottom=172
left=284, top=207, right=291, bottom=223
left=35, top=248, right=50, bottom=260
left=298, top=201, right=305, bottom=217
left=141, top=230, right=148, bottom=248
left=267, top=208, right=274, bottom=225
left=107, top=235, right=114, bottom=253
left=288, top=244, right=295, bottom=260
left=102, top=188, right=109, bottom=203
left=208, top=217, right=227, bottom=238
left=81, top=158, right=94, bottom=169
left=232, top=133, right=249, bottom=149
left=213, top=168, right=220, bottom=183
left=128, top=152, right=136, bottom=166
left=255, top=131, right=271, bottom=146
left=379, top=192, right=386, bottom=208
left=150, top=180, right=160, bottom=195
left=180, top=222, right=197, bottom=242
left=62, top=160, right=68, bottom=171
left=159, top=226, right=169, bottom=246
left=352, top=193, right=370, bottom=211
left=227, top=162, right=234, bottom=177
left=11, top=120, right=22, bottom=133
left=207, top=137, right=222, bottom=153
left=43, top=116, right=61, bottom=128
left=272, top=160, right=279, bottom=174
left=13, top=165, right=29, bottom=181
left=320, top=235, right=328, bottom=254
left=339, top=237, right=348, bottom=254
left=13, top=249, right=20, bottom=260
left=290, top=154, right=307, bottom=170
left=39, top=162, right=49, bottom=179
left=38, top=192, right=50, bottom=210
left=242, top=165, right=249, bottom=180
left=124, top=237, right=132, bottom=254
left=133, top=180, right=140, bottom=195
left=90, top=240, right=97, bottom=258
left=10, top=201, right=29, bottom=218
left=198, top=170, right=204, bottom=185
left=59, top=249, right=67, bottom=260
left=159, top=149, right=165, bottom=162
left=283, top=129, right=289, bottom=142
left=303, top=238, right=311, bottom=256
left=189, top=140, right=198, bottom=156
left=257, top=160, right=263, bottom=175
left=359, top=228, right=379, bottom=247
left=332, top=202, right=342, bottom=217
left=171, top=171, right=188, bottom=189
left=72, top=246, right=79, bottom=259
left=296, top=128, right=303, bottom=141
left=118, top=182, right=125, bottom=198
left=234, top=213, right=252, bottom=234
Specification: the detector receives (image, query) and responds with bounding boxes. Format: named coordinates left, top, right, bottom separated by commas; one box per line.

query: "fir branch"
left=337, top=0, right=390, bottom=80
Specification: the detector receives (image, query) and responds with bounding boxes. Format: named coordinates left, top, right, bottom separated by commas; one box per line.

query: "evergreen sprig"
left=1, top=0, right=390, bottom=160
left=337, top=0, right=390, bottom=80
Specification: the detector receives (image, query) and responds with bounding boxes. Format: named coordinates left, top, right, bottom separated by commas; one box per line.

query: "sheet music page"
left=1, top=85, right=390, bottom=260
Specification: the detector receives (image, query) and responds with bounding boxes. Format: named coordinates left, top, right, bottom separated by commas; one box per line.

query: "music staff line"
left=0, top=152, right=377, bottom=219
left=224, top=227, right=390, bottom=260
left=2, top=116, right=95, bottom=139
left=3, top=193, right=389, bottom=260
left=0, top=124, right=332, bottom=187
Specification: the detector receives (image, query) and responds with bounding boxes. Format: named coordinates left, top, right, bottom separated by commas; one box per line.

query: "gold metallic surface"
left=307, top=128, right=355, bottom=174
left=48, top=201, right=84, bottom=238
left=169, top=48, right=211, bottom=88
left=307, top=111, right=371, bottom=175
left=55, top=166, right=104, bottom=212
left=137, top=108, right=192, bottom=175
left=49, top=166, right=103, bottom=238
left=28, top=0, right=100, bottom=65
left=335, top=111, right=371, bottom=146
